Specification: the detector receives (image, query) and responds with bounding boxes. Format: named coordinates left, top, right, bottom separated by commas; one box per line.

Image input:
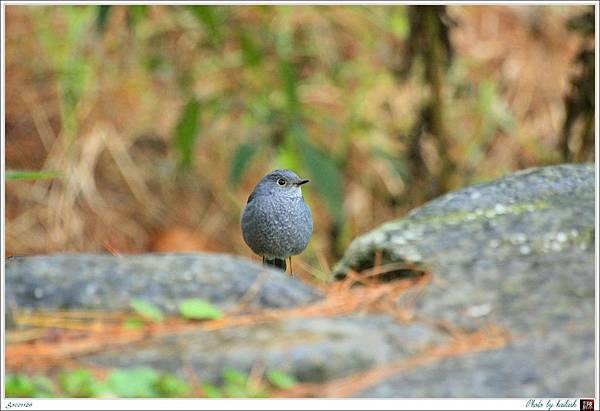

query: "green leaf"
left=59, top=58, right=92, bottom=142
left=5, top=374, right=55, bottom=398
left=388, top=7, right=409, bottom=40
left=58, top=369, right=104, bottom=397
left=155, top=374, right=190, bottom=397
left=281, top=122, right=344, bottom=224
left=275, top=28, right=299, bottom=116
left=229, top=142, right=259, bottom=186
left=248, top=387, right=270, bottom=398
left=294, top=131, right=344, bottom=224
left=5, top=374, right=36, bottom=397
left=275, top=146, right=302, bottom=172
left=30, top=376, right=57, bottom=397
left=223, top=383, right=248, bottom=398
left=106, top=368, right=159, bottom=398
left=477, top=80, right=494, bottom=118
left=222, top=368, right=247, bottom=387
left=129, top=298, right=163, bottom=323
left=95, top=5, right=111, bottom=33
left=187, top=6, right=221, bottom=45
left=173, top=98, right=202, bottom=168
left=201, top=383, right=222, bottom=398
left=127, top=5, right=148, bottom=29
left=178, top=298, right=223, bottom=320
left=474, top=79, right=515, bottom=158
left=279, top=58, right=299, bottom=115
left=6, top=170, right=61, bottom=181
left=266, top=370, right=297, bottom=389
left=122, top=318, right=145, bottom=329
left=237, top=30, right=262, bottom=67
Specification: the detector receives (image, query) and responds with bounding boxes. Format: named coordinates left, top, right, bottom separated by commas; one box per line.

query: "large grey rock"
left=5, top=254, right=448, bottom=390
left=5, top=253, right=322, bottom=314
left=334, top=164, right=595, bottom=397
left=80, top=315, right=446, bottom=384
left=4, top=164, right=595, bottom=398
left=360, top=328, right=594, bottom=397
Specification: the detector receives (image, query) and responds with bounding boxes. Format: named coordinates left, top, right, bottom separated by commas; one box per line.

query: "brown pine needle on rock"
left=273, top=325, right=510, bottom=398
left=6, top=274, right=426, bottom=372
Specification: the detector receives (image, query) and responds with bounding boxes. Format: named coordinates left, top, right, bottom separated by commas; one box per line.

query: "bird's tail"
left=263, top=257, right=286, bottom=271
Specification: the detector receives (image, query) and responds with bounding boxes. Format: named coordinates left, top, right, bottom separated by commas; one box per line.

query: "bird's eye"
left=277, top=178, right=286, bottom=186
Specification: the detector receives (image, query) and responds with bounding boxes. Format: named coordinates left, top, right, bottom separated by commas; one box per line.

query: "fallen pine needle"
left=6, top=278, right=423, bottom=371
left=272, top=325, right=510, bottom=398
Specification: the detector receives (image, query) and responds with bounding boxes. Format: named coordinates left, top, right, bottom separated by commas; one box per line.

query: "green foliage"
left=106, top=368, right=160, bottom=398
left=173, top=98, right=202, bottom=168
left=217, top=368, right=298, bottom=397
left=178, top=298, right=223, bottom=320
left=5, top=367, right=297, bottom=398
left=221, top=368, right=267, bottom=398
left=179, top=6, right=348, bottom=232
left=266, top=369, right=297, bottom=389
left=229, top=142, right=260, bottom=186
left=460, top=79, right=516, bottom=172
left=561, top=8, right=594, bottom=162
left=222, top=368, right=247, bottom=386
left=566, top=8, right=595, bottom=35
left=186, top=6, right=222, bottom=46
left=35, top=6, right=95, bottom=142
left=6, top=369, right=193, bottom=398
left=95, top=5, right=111, bottom=32
left=128, top=298, right=163, bottom=323
left=477, top=80, right=515, bottom=136
left=127, top=5, right=148, bottom=29
left=271, top=16, right=346, bottom=225
left=388, top=7, right=410, bottom=40
left=155, top=374, right=191, bottom=397
left=295, top=130, right=344, bottom=225
left=13, top=4, right=570, bottom=271
left=237, top=29, right=263, bottom=67
left=58, top=369, right=108, bottom=397
left=274, top=21, right=299, bottom=116
left=200, top=382, right=223, bottom=398
left=5, top=374, right=56, bottom=398
left=6, top=170, right=61, bottom=181
left=122, top=318, right=145, bottom=329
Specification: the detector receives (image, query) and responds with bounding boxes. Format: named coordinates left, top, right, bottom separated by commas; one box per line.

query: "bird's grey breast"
left=241, top=194, right=312, bottom=258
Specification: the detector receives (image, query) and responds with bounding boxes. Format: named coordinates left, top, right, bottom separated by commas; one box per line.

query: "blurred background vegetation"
left=5, top=5, right=595, bottom=280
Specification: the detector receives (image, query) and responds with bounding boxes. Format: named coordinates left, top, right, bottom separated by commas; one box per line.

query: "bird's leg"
left=289, top=257, right=294, bottom=278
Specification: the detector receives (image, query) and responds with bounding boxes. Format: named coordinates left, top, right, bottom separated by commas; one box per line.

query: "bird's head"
left=253, top=169, right=310, bottom=199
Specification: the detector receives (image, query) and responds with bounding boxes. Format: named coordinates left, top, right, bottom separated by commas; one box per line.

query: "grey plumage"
left=241, top=169, right=313, bottom=271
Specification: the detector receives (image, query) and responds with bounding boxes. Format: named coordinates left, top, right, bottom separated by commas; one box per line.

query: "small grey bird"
left=241, top=169, right=313, bottom=273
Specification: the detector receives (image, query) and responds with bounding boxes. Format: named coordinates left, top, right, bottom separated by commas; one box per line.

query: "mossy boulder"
left=334, top=164, right=595, bottom=397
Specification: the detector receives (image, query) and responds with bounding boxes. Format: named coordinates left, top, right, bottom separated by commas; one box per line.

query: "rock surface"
left=334, top=164, right=595, bottom=397
left=6, top=253, right=447, bottom=391
left=360, top=328, right=595, bottom=397
left=5, top=253, right=322, bottom=313
left=81, top=315, right=446, bottom=385
left=5, top=164, right=595, bottom=397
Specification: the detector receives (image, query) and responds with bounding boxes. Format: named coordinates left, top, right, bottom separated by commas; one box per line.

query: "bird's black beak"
left=296, top=179, right=310, bottom=186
